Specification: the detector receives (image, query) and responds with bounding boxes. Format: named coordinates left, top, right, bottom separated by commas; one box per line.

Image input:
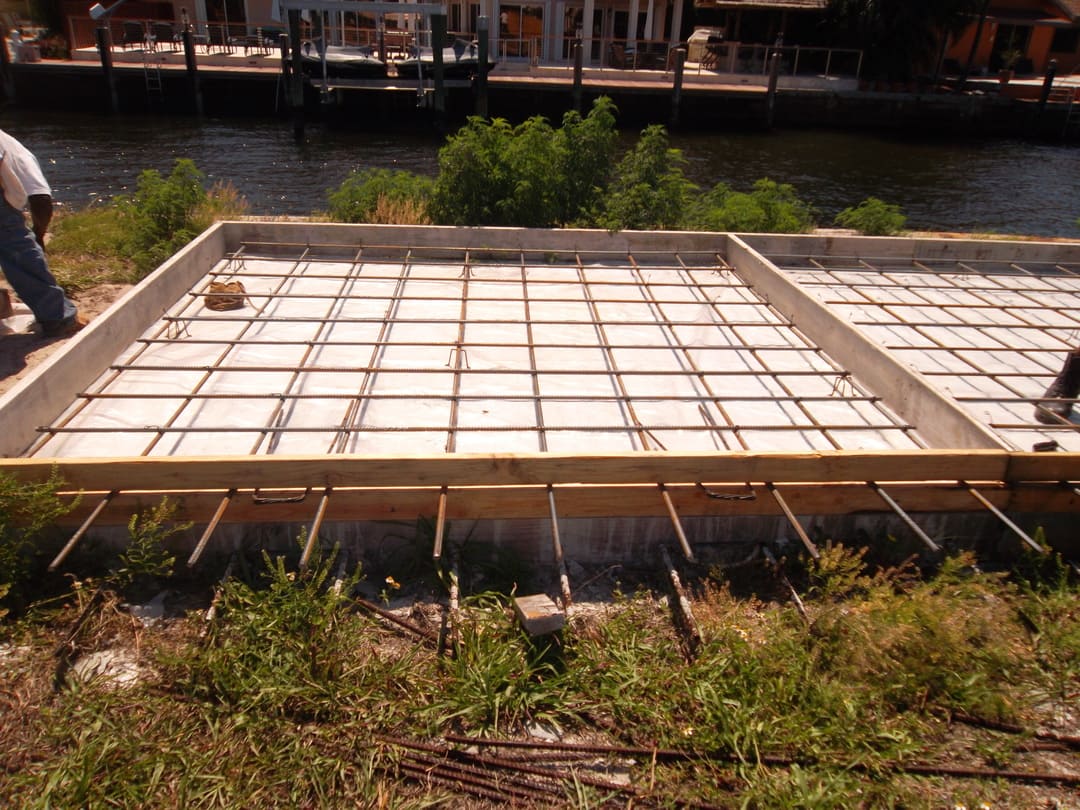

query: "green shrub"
left=120, top=159, right=247, bottom=276
left=598, top=124, right=697, bottom=231
left=834, top=196, right=907, bottom=235
left=0, top=469, right=71, bottom=618
left=429, top=115, right=545, bottom=226
left=429, top=97, right=619, bottom=228
left=551, top=96, right=619, bottom=225
left=689, top=178, right=816, bottom=233
left=109, top=498, right=189, bottom=598
left=327, top=168, right=433, bottom=224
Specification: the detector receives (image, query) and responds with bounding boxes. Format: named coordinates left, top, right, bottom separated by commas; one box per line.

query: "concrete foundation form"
left=1, top=224, right=1078, bottom=564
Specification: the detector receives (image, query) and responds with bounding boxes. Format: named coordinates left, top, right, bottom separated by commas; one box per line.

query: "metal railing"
left=495, top=35, right=862, bottom=80
left=65, top=17, right=861, bottom=81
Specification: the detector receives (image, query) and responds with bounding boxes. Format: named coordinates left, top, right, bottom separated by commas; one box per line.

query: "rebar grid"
left=770, top=252, right=1080, bottom=450
left=33, top=241, right=926, bottom=459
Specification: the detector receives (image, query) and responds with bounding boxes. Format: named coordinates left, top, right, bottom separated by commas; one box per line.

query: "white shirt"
left=0, top=129, right=51, bottom=197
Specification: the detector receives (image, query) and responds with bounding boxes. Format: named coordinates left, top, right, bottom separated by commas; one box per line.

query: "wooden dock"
left=3, top=49, right=1076, bottom=138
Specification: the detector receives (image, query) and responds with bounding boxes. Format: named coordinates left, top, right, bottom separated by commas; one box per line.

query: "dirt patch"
left=0, top=283, right=131, bottom=398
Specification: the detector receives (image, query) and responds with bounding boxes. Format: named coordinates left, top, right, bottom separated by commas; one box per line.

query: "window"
left=1051, top=27, right=1079, bottom=55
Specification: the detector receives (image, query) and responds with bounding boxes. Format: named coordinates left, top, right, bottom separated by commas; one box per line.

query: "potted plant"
left=998, top=49, right=1022, bottom=85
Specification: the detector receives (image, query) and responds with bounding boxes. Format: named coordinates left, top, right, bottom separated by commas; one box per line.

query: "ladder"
left=143, top=51, right=164, bottom=100
left=1047, top=85, right=1079, bottom=138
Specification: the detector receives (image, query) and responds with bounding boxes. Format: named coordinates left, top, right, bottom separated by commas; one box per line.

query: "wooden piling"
left=766, top=50, right=781, bottom=128
left=287, top=9, right=305, bottom=139
left=572, top=39, right=583, bottom=112
left=181, top=28, right=203, bottom=116
left=670, top=46, right=686, bottom=128
left=475, top=16, right=490, bottom=118
left=95, top=25, right=119, bottom=114
left=431, top=12, right=447, bottom=127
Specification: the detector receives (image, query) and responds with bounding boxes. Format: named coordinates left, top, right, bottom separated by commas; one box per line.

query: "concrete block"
left=513, top=593, right=565, bottom=636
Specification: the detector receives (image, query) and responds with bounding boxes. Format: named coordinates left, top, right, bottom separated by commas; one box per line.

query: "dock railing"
left=68, top=16, right=295, bottom=55
left=68, top=14, right=427, bottom=62
left=64, top=16, right=861, bottom=83
left=498, top=35, right=861, bottom=81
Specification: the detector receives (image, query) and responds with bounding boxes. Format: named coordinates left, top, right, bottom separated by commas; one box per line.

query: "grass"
left=47, top=205, right=136, bottom=291
left=0, top=532, right=1077, bottom=808
left=47, top=170, right=249, bottom=294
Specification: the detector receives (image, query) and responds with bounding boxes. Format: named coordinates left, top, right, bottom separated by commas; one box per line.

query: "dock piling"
left=432, top=12, right=447, bottom=127
left=181, top=27, right=203, bottom=116
left=95, top=24, right=119, bottom=114
left=475, top=16, right=489, bottom=118
left=287, top=9, right=305, bottom=139
left=572, top=39, right=583, bottom=112
left=1038, top=58, right=1058, bottom=115
left=766, top=50, right=781, bottom=128
left=670, top=46, right=686, bottom=128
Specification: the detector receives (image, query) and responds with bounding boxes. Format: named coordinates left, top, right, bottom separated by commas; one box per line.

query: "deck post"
left=670, top=46, right=686, bottom=127
left=95, top=24, right=119, bottom=114
left=572, top=39, right=583, bottom=112
left=431, top=12, right=447, bottom=125
left=287, top=9, right=305, bottom=139
left=476, top=15, right=489, bottom=117
left=181, top=27, right=203, bottom=116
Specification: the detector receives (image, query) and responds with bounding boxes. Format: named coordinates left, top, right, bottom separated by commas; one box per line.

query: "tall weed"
left=0, top=469, right=71, bottom=619
left=425, top=592, right=575, bottom=733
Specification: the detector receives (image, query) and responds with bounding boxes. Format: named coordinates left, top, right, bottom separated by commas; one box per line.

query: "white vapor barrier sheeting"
left=32, top=250, right=925, bottom=458
left=777, top=256, right=1080, bottom=452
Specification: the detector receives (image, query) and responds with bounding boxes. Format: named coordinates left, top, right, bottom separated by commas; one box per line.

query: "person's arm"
left=28, top=193, right=51, bottom=249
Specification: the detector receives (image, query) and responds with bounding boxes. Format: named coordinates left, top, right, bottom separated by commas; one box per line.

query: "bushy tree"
left=551, top=97, right=619, bottom=225
left=121, top=160, right=208, bottom=272
left=598, top=125, right=697, bottom=231
left=119, top=159, right=246, bottom=275
left=689, top=178, right=816, bottom=233
left=429, top=116, right=555, bottom=226
left=327, top=168, right=433, bottom=224
left=835, top=197, right=907, bottom=235
left=428, top=98, right=619, bottom=228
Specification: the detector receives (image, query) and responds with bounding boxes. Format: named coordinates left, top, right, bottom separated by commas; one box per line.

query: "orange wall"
left=945, top=1, right=1079, bottom=75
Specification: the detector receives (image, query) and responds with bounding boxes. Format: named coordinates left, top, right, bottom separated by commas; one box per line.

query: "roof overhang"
left=988, top=6, right=1076, bottom=26
left=693, top=0, right=827, bottom=11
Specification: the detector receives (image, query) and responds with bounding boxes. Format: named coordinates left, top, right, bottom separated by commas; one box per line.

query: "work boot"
left=39, top=313, right=88, bottom=339
left=1034, top=347, right=1080, bottom=424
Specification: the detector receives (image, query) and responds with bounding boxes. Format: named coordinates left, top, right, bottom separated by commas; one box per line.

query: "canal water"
left=2, top=110, right=1078, bottom=238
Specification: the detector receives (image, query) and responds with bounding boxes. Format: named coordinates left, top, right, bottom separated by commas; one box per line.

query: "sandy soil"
left=0, top=283, right=132, bottom=398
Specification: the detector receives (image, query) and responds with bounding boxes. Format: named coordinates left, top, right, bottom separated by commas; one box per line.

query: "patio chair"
left=121, top=20, right=145, bottom=50
left=608, top=42, right=628, bottom=68
left=150, top=21, right=177, bottom=51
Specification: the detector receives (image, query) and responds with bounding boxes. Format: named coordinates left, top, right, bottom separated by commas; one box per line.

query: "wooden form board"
left=0, top=449, right=1026, bottom=491
left=47, top=479, right=1080, bottom=527
left=739, top=233, right=1080, bottom=265
left=4, top=448, right=1079, bottom=526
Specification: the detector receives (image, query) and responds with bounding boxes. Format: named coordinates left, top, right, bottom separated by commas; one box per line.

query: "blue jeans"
left=0, top=202, right=76, bottom=324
